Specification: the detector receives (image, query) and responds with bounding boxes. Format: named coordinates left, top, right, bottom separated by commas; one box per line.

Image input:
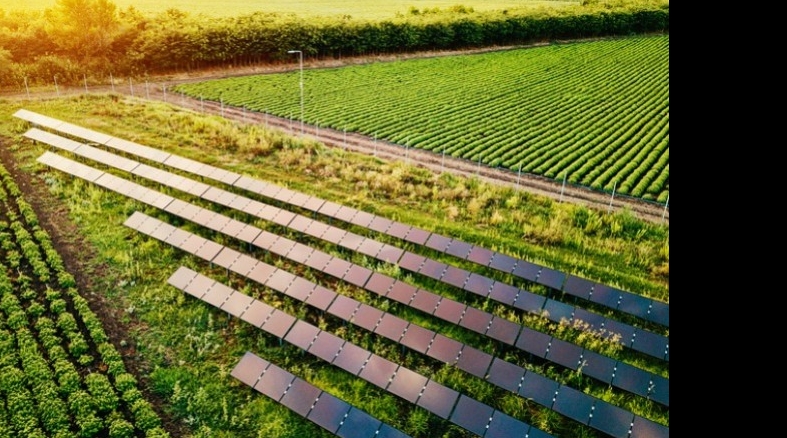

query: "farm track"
left=4, top=45, right=669, bottom=224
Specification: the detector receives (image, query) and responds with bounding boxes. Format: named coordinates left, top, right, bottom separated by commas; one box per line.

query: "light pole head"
left=287, top=50, right=301, bottom=54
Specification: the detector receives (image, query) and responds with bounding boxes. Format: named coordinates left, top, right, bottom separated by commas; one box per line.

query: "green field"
left=175, top=34, right=669, bottom=203
left=3, top=0, right=578, bottom=19
left=1, top=94, right=668, bottom=437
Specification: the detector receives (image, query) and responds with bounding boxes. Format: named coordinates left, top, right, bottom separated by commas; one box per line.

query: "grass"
left=3, top=0, right=579, bottom=19
left=0, top=93, right=668, bottom=437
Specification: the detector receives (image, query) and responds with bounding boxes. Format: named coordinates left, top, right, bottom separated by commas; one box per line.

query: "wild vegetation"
left=175, top=34, right=668, bottom=203
left=0, top=95, right=667, bottom=437
left=0, top=0, right=668, bottom=88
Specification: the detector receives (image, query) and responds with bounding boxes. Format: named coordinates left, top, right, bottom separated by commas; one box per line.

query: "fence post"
left=559, top=172, right=567, bottom=202
left=129, top=78, right=134, bottom=97
left=84, top=74, right=88, bottom=93
left=662, top=195, right=669, bottom=222
left=24, top=77, right=30, bottom=99
left=54, top=76, right=59, bottom=97
left=516, top=162, right=522, bottom=188
left=110, top=72, right=115, bottom=93
left=608, top=181, right=617, bottom=213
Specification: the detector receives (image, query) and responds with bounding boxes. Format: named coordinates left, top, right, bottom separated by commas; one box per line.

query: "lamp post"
left=287, top=50, right=304, bottom=136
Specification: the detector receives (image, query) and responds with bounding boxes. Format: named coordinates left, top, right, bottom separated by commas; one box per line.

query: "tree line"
left=0, top=0, right=668, bottom=88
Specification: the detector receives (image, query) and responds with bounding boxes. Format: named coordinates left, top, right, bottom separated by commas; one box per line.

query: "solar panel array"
left=231, top=351, right=410, bottom=438
left=31, top=137, right=669, bottom=408
left=17, top=115, right=669, bottom=363
left=170, top=265, right=551, bottom=438
left=19, top=110, right=669, bottom=438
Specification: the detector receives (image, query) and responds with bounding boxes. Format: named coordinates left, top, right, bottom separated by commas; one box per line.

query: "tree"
left=45, top=0, right=121, bottom=61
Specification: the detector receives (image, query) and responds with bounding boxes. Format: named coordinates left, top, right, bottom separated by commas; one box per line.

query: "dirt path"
left=4, top=47, right=669, bottom=224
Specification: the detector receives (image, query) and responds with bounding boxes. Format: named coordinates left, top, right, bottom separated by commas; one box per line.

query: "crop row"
left=175, top=34, right=669, bottom=203
left=0, top=163, right=169, bottom=438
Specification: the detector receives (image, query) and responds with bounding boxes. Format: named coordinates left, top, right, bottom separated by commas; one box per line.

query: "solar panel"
left=304, top=286, right=337, bottom=311
left=458, top=306, right=493, bottom=334
left=280, top=378, right=322, bottom=416
left=432, top=298, right=465, bottom=324
left=563, top=275, right=595, bottom=300
left=260, top=310, right=296, bottom=339
left=488, top=253, right=517, bottom=273
left=398, top=324, right=434, bottom=354
left=306, top=392, right=351, bottom=434
left=246, top=262, right=276, bottom=286
left=271, top=209, right=297, bottom=227
left=417, top=258, right=446, bottom=280
left=355, top=238, right=384, bottom=258
left=629, top=415, right=669, bottom=438
left=265, top=269, right=297, bottom=293
left=287, top=215, right=313, bottom=233
left=324, top=257, right=353, bottom=279
left=367, top=216, right=393, bottom=233
left=167, top=266, right=198, bottom=291
left=376, top=244, right=404, bottom=264
left=588, top=400, right=635, bottom=438
left=648, top=374, right=670, bottom=407
left=425, top=334, right=462, bottom=365
left=359, top=355, right=398, bottom=389
left=386, top=222, right=411, bottom=239
left=590, top=284, right=622, bottom=309
left=397, top=251, right=426, bottom=272
left=269, top=236, right=297, bottom=258
left=440, top=266, right=469, bottom=288
left=334, top=206, right=357, bottom=223
left=515, top=327, right=551, bottom=358
left=212, top=247, right=242, bottom=269
left=384, top=281, right=417, bottom=304
left=375, top=423, right=410, bottom=438
left=317, top=200, right=342, bottom=217
left=386, top=367, right=428, bottom=404
left=416, top=380, right=459, bottom=419
left=409, top=290, right=441, bottom=314
left=455, top=346, right=493, bottom=378
left=301, top=196, right=326, bottom=213
left=221, top=292, right=254, bottom=317
left=365, top=273, right=395, bottom=295
left=424, top=234, right=451, bottom=252
left=578, top=350, right=616, bottom=384
left=649, top=300, right=669, bottom=327
left=307, top=331, right=345, bottom=363
left=572, top=308, right=606, bottom=330
left=343, top=265, right=373, bottom=288
left=485, top=316, right=521, bottom=345
left=283, top=320, right=320, bottom=350
left=373, top=314, right=408, bottom=342
left=284, top=276, right=317, bottom=302
left=284, top=243, right=313, bottom=265
left=350, top=304, right=384, bottom=331
left=240, top=300, right=275, bottom=328
left=335, top=407, right=382, bottom=438
left=403, top=228, right=430, bottom=245
left=512, top=260, right=541, bottom=281
left=552, top=385, right=593, bottom=424
left=545, top=338, right=584, bottom=369
left=484, top=411, right=531, bottom=438
left=463, top=273, right=494, bottom=297
left=486, top=358, right=526, bottom=393
left=449, top=395, right=493, bottom=436
left=488, top=282, right=519, bottom=306
left=332, top=343, right=370, bottom=375
left=445, top=240, right=472, bottom=259
left=327, top=294, right=359, bottom=321
left=512, top=290, right=547, bottom=314
left=536, top=267, right=566, bottom=290
left=518, top=371, right=559, bottom=408
left=466, top=246, right=495, bottom=266
left=611, top=362, right=652, bottom=400
left=320, top=226, right=346, bottom=244
left=231, top=352, right=269, bottom=386
left=304, top=251, right=332, bottom=271
left=202, top=281, right=233, bottom=308
left=350, top=211, right=375, bottom=228
left=287, top=192, right=312, bottom=208
left=253, top=364, right=295, bottom=402
left=542, top=299, right=575, bottom=324
left=338, top=232, right=365, bottom=251
left=630, top=329, right=669, bottom=361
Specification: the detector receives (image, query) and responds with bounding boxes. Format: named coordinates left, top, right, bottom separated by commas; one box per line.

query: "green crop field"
left=174, top=34, right=669, bottom=203
left=3, top=0, right=578, bottom=19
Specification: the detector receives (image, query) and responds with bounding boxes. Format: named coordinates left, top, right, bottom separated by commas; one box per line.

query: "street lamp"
left=287, top=50, right=304, bottom=136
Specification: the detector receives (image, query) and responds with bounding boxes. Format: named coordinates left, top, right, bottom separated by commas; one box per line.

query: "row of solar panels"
left=30, top=135, right=669, bottom=407
left=33, top=150, right=668, bottom=438
left=14, top=108, right=668, bottom=329
left=175, top=265, right=551, bottom=438
left=232, top=350, right=410, bottom=438
left=21, top=123, right=669, bottom=364
left=18, top=110, right=668, bottom=437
